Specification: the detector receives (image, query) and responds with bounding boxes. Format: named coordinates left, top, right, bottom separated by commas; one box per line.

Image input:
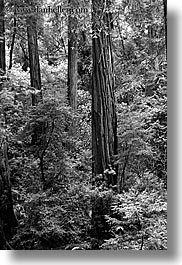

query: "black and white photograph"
left=0, top=0, right=168, bottom=252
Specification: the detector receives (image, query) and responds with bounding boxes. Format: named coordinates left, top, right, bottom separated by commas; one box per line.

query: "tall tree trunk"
left=91, top=0, right=118, bottom=248
left=9, top=16, right=16, bottom=70
left=68, top=0, right=78, bottom=110
left=0, top=0, right=5, bottom=78
left=92, top=0, right=118, bottom=183
left=27, top=12, right=42, bottom=146
left=163, top=0, right=167, bottom=58
left=26, top=1, right=47, bottom=187
left=26, top=0, right=42, bottom=106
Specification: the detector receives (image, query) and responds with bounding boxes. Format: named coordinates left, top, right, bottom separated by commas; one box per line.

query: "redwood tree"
left=68, top=0, right=78, bottom=110
left=92, top=0, right=118, bottom=184
left=26, top=1, right=47, bottom=185
left=0, top=0, right=5, bottom=77
left=26, top=0, right=42, bottom=105
left=163, top=0, right=167, bottom=58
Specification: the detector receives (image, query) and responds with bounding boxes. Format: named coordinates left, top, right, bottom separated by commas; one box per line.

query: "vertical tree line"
left=26, top=0, right=42, bottom=105
left=92, top=0, right=118, bottom=182
left=68, top=0, right=78, bottom=110
left=91, top=0, right=118, bottom=248
left=0, top=0, right=5, bottom=76
left=163, top=0, right=167, bottom=58
left=9, top=6, right=17, bottom=70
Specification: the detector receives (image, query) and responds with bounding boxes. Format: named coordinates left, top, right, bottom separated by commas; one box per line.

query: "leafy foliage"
left=101, top=172, right=167, bottom=250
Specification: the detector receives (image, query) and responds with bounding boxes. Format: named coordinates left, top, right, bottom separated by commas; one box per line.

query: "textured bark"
left=163, top=0, right=167, bottom=58
left=68, top=0, right=78, bottom=109
left=26, top=0, right=42, bottom=105
left=0, top=0, right=5, bottom=75
left=92, top=0, right=118, bottom=183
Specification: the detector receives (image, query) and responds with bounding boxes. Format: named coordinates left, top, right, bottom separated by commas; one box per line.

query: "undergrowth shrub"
left=101, top=172, right=167, bottom=250
left=11, top=180, right=92, bottom=249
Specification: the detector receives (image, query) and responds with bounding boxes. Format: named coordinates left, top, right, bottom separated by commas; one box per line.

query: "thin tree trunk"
left=26, top=0, right=42, bottom=105
left=9, top=17, right=17, bottom=70
left=163, top=0, right=167, bottom=58
left=0, top=0, right=5, bottom=78
left=68, top=0, right=78, bottom=110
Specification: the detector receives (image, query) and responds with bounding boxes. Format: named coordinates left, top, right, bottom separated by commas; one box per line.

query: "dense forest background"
left=0, top=0, right=167, bottom=250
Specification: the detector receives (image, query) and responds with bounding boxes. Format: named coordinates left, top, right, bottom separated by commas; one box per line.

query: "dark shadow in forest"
left=8, top=10, right=179, bottom=263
